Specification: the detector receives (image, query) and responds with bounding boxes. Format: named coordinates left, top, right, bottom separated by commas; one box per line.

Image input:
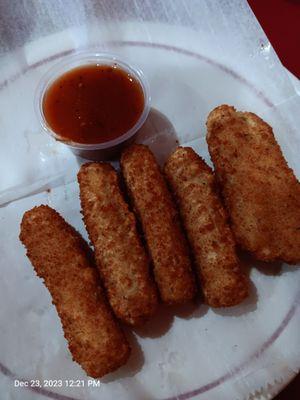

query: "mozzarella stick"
left=78, top=163, right=158, bottom=326
left=121, top=144, right=196, bottom=304
left=164, top=147, right=248, bottom=307
left=19, top=205, right=130, bottom=378
left=207, top=105, right=300, bottom=263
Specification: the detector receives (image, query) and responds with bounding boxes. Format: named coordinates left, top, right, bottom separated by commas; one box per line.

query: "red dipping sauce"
left=42, top=64, right=145, bottom=144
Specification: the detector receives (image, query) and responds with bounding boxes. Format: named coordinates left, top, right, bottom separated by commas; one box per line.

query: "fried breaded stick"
left=78, top=163, right=158, bottom=326
left=164, top=147, right=248, bottom=307
left=19, top=205, right=130, bottom=378
left=207, top=105, right=300, bottom=264
left=121, top=144, right=196, bottom=304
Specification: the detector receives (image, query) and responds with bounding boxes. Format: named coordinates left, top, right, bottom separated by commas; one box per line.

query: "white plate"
left=0, top=21, right=299, bottom=400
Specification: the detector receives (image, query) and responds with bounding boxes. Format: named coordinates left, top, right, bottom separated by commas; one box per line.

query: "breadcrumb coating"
left=207, top=105, right=300, bottom=263
left=19, top=205, right=130, bottom=378
left=121, top=144, right=197, bottom=304
left=78, top=163, right=158, bottom=326
left=164, top=147, right=248, bottom=307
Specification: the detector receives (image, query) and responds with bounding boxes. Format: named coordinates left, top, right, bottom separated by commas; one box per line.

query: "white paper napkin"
left=0, top=1, right=299, bottom=399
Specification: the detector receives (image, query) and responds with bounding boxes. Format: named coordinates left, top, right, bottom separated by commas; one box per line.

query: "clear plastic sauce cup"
left=35, top=52, right=151, bottom=160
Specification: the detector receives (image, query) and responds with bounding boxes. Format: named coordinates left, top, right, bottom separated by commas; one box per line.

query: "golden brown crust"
left=164, top=147, right=248, bottom=307
left=19, top=205, right=130, bottom=378
left=121, top=144, right=197, bottom=304
left=78, top=163, right=158, bottom=326
left=206, top=105, right=300, bottom=264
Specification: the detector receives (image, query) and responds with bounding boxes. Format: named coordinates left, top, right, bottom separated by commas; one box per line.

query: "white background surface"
left=0, top=1, right=299, bottom=399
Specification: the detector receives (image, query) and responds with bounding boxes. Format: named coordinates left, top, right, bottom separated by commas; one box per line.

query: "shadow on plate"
left=212, top=280, right=258, bottom=317
left=238, top=249, right=283, bottom=277
left=213, top=245, right=297, bottom=318
left=135, top=107, right=179, bottom=166
left=133, top=296, right=209, bottom=339
left=101, top=297, right=208, bottom=381
left=100, top=327, right=144, bottom=382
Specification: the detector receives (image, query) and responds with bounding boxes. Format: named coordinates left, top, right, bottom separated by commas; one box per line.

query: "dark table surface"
left=246, top=1, right=299, bottom=398
left=248, top=0, right=300, bottom=78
